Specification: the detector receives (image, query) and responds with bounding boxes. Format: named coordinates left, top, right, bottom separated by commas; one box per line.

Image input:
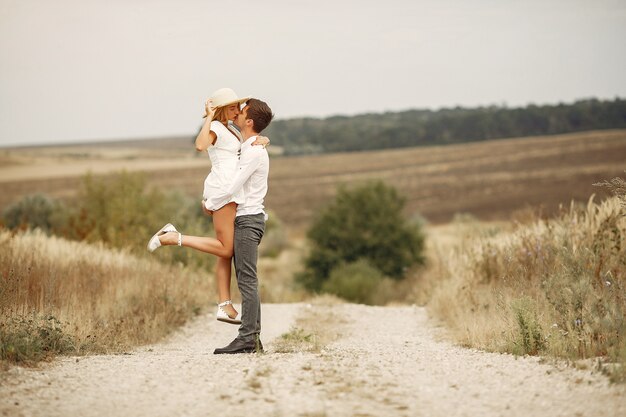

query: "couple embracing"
left=147, top=88, right=274, bottom=354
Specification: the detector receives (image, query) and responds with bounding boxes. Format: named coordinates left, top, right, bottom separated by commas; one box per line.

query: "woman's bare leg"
left=157, top=203, right=238, bottom=317
left=157, top=204, right=236, bottom=257
left=159, top=232, right=232, bottom=257
left=209, top=203, right=238, bottom=317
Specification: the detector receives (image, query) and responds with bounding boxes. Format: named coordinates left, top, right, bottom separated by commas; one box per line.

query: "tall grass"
left=0, top=229, right=214, bottom=365
left=424, top=195, right=625, bottom=381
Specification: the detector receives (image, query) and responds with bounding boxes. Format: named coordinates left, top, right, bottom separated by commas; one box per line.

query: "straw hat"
left=210, top=88, right=250, bottom=108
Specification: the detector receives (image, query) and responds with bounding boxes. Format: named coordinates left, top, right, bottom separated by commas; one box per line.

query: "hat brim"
left=216, top=96, right=251, bottom=108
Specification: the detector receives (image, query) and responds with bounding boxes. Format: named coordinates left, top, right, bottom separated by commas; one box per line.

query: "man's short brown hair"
left=246, top=99, right=274, bottom=133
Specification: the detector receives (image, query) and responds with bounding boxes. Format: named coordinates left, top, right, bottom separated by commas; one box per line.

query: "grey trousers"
left=233, top=213, right=265, bottom=342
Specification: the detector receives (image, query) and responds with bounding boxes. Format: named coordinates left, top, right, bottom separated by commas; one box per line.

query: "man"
left=213, top=98, right=274, bottom=354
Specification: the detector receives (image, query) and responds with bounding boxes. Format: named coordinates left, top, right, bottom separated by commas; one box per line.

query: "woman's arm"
left=195, top=99, right=218, bottom=152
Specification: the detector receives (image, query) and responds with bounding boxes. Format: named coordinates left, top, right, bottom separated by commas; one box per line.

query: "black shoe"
left=214, top=338, right=256, bottom=354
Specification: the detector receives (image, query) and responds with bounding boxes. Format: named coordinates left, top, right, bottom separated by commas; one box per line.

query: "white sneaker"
left=216, top=300, right=242, bottom=325
left=147, top=223, right=178, bottom=252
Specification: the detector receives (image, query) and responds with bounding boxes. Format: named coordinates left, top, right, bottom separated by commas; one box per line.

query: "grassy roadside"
left=420, top=195, right=625, bottom=382
left=0, top=229, right=214, bottom=367
left=0, top=224, right=308, bottom=368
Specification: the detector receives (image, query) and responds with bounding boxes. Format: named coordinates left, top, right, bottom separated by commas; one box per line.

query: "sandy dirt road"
left=1, top=303, right=625, bottom=417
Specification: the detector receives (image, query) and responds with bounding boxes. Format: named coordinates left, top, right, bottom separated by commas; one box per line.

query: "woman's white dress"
left=202, top=121, right=245, bottom=211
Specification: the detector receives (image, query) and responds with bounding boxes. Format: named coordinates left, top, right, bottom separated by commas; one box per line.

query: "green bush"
left=299, top=181, right=425, bottom=291
left=2, top=194, right=68, bottom=234
left=68, top=171, right=171, bottom=248
left=66, top=171, right=217, bottom=269
left=321, top=259, right=392, bottom=305
left=3, top=171, right=217, bottom=270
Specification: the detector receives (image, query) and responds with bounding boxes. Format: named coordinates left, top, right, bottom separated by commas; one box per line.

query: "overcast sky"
left=1, top=0, right=625, bottom=146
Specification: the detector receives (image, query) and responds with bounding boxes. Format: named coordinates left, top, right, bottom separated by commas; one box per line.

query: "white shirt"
left=213, top=135, right=269, bottom=217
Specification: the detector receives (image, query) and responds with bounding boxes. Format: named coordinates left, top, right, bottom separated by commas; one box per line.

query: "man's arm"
left=209, top=146, right=264, bottom=208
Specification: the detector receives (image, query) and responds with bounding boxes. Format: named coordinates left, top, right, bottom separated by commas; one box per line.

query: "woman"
left=147, top=87, right=268, bottom=324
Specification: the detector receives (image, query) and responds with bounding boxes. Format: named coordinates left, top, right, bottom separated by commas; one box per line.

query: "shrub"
left=299, top=181, right=425, bottom=291
left=321, top=259, right=392, bottom=305
left=2, top=194, right=68, bottom=234
left=66, top=171, right=215, bottom=269
left=3, top=172, right=218, bottom=270
left=67, top=171, right=174, bottom=249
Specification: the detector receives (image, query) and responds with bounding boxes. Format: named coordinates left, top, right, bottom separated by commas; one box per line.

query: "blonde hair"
left=211, top=106, right=230, bottom=125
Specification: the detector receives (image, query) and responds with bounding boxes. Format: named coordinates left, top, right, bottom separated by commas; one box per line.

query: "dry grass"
left=0, top=229, right=214, bottom=364
left=422, top=196, right=626, bottom=381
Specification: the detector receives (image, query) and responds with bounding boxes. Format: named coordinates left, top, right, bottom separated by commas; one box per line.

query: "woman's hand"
left=252, top=135, right=270, bottom=148
left=203, top=99, right=217, bottom=120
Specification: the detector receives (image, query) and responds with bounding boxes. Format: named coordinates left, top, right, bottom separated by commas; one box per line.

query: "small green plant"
left=273, top=327, right=319, bottom=353
left=510, top=297, right=545, bottom=355
left=0, top=314, right=75, bottom=365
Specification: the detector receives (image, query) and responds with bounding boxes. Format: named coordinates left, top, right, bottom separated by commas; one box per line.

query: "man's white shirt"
left=213, top=135, right=269, bottom=217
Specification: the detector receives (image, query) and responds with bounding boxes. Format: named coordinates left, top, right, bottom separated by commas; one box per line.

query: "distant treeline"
left=264, top=98, right=626, bottom=155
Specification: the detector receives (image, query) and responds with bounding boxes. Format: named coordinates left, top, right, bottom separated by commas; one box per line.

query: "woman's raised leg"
left=157, top=204, right=235, bottom=258
left=156, top=203, right=239, bottom=318
left=159, top=203, right=237, bottom=318
left=212, top=203, right=238, bottom=318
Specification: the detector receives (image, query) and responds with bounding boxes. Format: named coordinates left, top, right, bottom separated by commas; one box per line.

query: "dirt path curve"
left=1, top=303, right=625, bottom=417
